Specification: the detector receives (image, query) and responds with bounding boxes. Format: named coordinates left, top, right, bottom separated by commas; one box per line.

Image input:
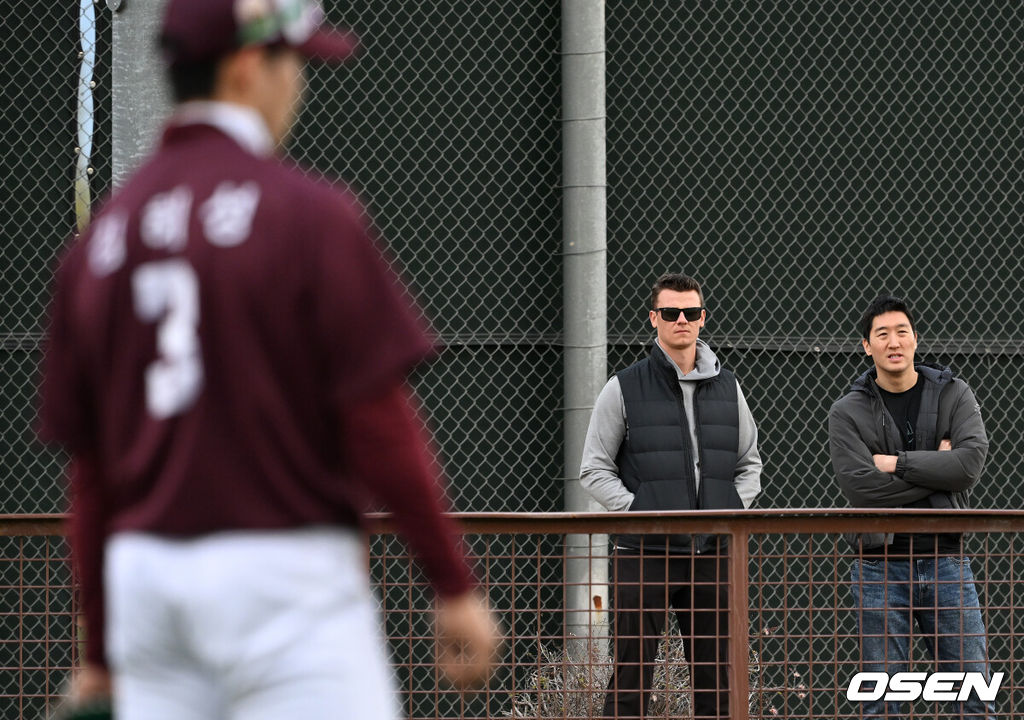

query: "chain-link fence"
left=2, top=2, right=112, bottom=515
left=604, top=2, right=1024, bottom=511
left=5, top=2, right=1022, bottom=515
left=3, top=0, right=1024, bottom=712
left=295, top=2, right=565, bottom=511
left=2, top=0, right=566, bottom=515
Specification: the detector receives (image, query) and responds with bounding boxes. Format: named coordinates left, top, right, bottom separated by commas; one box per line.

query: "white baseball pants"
left=105, top=528, right=400, bottom=720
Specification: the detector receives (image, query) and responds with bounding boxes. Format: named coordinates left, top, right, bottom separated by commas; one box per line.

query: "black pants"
left=603, top=550, right=729, bottom=719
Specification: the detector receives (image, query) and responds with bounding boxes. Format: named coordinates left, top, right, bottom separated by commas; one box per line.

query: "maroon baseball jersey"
left=40, top=110, right=473, bottom=666
left=43, top=117, right=435, bottom=530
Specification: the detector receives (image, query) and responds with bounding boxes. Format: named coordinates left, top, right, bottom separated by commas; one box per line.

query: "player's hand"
left=939, top=438, right=952, bottom=451
left=67, top=664, right=111, bottom=704
left=52, top=664, right=112, bottom=720
left=435, top=590, right=501, bottom=689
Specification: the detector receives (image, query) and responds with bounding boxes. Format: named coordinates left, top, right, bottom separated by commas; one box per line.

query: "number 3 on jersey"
left=132, top=259, right=203, bottom=418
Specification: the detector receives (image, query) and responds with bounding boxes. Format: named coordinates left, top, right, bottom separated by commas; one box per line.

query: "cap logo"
left=235, top=0, right=321, bottom=48
left=278, top=0, right=322, bottom=45
left=161, top=0, right=351, bottom=65
left=236, top=0, right=271, bottom=21
left=235, top=0, right=280, bottom=46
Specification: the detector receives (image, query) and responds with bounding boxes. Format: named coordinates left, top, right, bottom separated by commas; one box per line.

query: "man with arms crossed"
left=580, top=273, right=762, bottom=719
left=829, top=294, right=994, bottom=719
left=39, top=1, right=498, bottom=718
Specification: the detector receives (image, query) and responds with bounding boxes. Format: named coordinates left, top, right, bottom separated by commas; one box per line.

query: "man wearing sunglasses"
left=581, top=272, right=762, bottom=719
left=828, top=295, right=994, bottom=720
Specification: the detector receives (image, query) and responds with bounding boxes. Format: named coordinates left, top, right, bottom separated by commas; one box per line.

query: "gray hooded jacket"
left=827, top=363, right=988, bottom=549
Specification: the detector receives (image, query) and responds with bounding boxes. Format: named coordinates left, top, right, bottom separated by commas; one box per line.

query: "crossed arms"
left=828, top=382, right=988, bottom=508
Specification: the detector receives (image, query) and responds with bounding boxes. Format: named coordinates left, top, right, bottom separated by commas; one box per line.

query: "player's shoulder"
left=266, top=159, right=364, bottom=221
left=136, top=135, right=361, bottom=224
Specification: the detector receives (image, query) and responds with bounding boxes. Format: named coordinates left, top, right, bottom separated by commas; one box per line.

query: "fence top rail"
left=4, top=509, right=1024, bottom=537
left=429, top=508, right=1024, bottom=535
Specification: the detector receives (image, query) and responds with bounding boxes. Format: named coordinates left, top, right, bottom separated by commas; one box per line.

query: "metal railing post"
left=729, top=526, right=751, bottom=719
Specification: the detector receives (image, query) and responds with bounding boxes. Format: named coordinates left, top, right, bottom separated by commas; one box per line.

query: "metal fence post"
left=110, top=0, right=170, bottom=188
left=561, top=0, right=608, bottom=661
left=729, top=527, right=751, bottom=719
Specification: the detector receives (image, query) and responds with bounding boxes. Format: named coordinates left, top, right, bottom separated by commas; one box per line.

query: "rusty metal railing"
left=3, top=510, right=1023, bottom=718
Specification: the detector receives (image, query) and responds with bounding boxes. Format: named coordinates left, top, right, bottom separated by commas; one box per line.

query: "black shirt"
left=868, top=374, right=962, bottom=556
left=878, top=376, right=923, bottom=452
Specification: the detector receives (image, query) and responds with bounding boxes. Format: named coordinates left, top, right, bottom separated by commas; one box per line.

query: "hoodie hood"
left=653, top=338, right=721, bottom=382
left=850, top=362, right=954, bottom=395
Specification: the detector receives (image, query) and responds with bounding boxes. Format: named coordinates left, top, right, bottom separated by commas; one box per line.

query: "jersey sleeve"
left=312, top=193, right=435, bottom=406
left=38, top=249, right=95, bottom=452
left=340, top=383, right=475, bottom=597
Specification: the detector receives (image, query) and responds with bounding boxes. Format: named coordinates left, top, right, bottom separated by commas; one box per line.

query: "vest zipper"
left=670, top=378, right=699, bottom=554
left=672, top=383, right=698, bottom=511
left=692, top=382, right=706, bottom=554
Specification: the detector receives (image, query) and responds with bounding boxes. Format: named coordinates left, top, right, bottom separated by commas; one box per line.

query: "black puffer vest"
left=615, top=346, right=742, bottom=553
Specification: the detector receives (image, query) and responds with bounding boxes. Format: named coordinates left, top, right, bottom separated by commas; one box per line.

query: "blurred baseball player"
left=38, top=0, right=498, bottom=718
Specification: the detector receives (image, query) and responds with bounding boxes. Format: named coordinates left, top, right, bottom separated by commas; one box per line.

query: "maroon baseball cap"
left=161, top=0, right=358, bottom=66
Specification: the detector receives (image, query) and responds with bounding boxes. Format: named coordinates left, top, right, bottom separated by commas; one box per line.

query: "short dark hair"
left=166, top=60, right=220, bottom=103
left=650, top=273, right=704, bottom=310
left=161, top=41, right=292, bottom=104
left=858, top=294, right=916, bottom=340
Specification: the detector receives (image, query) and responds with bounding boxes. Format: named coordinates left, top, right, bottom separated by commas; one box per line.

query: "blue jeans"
left=850, top=556, right=995, bottom=720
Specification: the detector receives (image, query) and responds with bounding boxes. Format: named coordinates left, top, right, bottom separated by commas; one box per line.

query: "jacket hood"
left=849, top=362, right=954, bottom=395
left=652, top=338, right=721, bottom=382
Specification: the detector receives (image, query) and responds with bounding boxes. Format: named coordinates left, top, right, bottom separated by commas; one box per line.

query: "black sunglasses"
left=655, top=306, right=705, bottom=322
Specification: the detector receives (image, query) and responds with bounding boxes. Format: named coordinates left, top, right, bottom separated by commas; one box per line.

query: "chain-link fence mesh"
left=5, top=1, right=1021, bottom=514
left=2, top=0, right=564, bottom=516
left=3, top=0, right=1024, bottom=713
left=605, top=1, right=1024, bottom=510
left=296, top=1, right=564, bottom=512
left=2, top=2, right=113, bottom=515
